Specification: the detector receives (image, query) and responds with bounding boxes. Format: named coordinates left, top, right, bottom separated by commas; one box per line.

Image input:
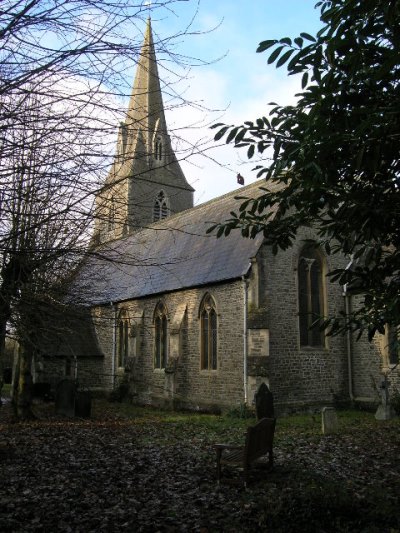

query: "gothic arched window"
left=154, top=301, right=168, bottom=369
left=117, top=310, right=129, bottom=368
left=200, top=294, right=218, bottom=370
left=153, top=191, right=168, bottom=222
left=298, top=245, right=325, bottom=347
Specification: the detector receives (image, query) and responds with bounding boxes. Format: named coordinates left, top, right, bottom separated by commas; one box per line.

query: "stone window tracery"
left=200, top=294, right=218, bottom=370
left=117, top=310, right=129, bottom=368
left=153, top=190, right=168, bottom=221
left=298, top=245, right=325, bottom=347
left=154, top=301, right=168, bottom=369
left=154, top=137, right=163, bottom=161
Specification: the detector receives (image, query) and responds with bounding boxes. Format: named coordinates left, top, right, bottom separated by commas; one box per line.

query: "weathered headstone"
left=375, top=377, right=396, bottom=420
left=322, top=407, right=338, bottom=434
left=255, top=382, right=274, bottom=420
left=75, top=391, right=92, bottom=418
left=55, top=379, right=76, bottom=417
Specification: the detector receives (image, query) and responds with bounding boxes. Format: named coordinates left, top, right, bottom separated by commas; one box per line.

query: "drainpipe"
left=242, top=275, right=249, bottom=404
left=343, top=257, right=354, bottom=403
left=110, top=302, right=117, bottom=389
left=344, top=292, right=354, bottom=403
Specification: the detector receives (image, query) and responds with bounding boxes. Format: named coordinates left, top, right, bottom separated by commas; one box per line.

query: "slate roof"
left=75, top=181, right=269, bottom=306
left=38, top=305, right=103, bottom=358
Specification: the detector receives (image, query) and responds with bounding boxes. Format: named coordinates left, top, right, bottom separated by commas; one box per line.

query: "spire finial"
left=145, top=0, right=151, bottom=18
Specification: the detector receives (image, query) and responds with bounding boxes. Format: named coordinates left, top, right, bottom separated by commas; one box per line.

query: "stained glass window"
left=298, top=245, right=325, bottom=347
left=154, top=302, right=168, bottom=369
left=200, top=294, right=218, bottom=370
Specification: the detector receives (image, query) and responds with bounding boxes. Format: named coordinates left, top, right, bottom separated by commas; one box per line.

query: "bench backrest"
left=244, top=417, right=276, bottom=463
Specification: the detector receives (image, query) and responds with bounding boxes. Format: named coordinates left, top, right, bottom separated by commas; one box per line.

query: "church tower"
left=94, top=18, right=194, bottom=244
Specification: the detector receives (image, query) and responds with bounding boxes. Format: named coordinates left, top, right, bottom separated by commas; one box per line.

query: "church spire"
left=125, top=17, right=168, bottom=151
left=94, top=17, right=194, bottom=245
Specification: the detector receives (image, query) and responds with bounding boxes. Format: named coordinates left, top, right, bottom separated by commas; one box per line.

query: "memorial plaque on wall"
left=248, top=329, right=269, bottom=357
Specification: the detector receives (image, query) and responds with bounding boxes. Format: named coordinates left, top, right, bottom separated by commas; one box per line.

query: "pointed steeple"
left=126, top=17, right=168, bottom=152
left=94, top=18, right=194, bottom=245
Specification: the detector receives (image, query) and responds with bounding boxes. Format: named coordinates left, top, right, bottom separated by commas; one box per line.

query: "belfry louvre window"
left=298, top=245, right=325, bottom=347
left=154, top=302, right=168, bottom=369
left=153, top=191, right=168, bottom=222
left=155, top=137, right=163, bottom=161
left=117, top=310, right=129, bottom=367
left=200, top=294, right=218, bottom=370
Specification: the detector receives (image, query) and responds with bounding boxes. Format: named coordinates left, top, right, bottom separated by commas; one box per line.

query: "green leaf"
left=300, top=32, right=316, bottom=42
left=210, top=122, right=225, bottom=129
left=294, top=37, right=304, bottom=48
left=247, top=144, right=255, bottom=158
left=257, top=39, right=277, bottom=53
left=226, top=127, right=239, bottom=144
left=206, top=224, right=217, bottom=234
left=268, top=45, right=284, bottom=64
left=214, top=126, right=230, bottom=141
left=234, top=128, right=247, bottom=144
left=276, top=49, right=295, bottom=68
left=301, top=72, right=308, bottom=89
left=325, top=241, right=331, bottom=255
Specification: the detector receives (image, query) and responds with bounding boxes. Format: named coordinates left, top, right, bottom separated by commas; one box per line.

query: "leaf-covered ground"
left=1, top=399, right=399, bottom=532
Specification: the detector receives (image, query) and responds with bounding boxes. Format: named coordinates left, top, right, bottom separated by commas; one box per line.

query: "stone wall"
left=88, top=227, right=400, bottom=412
left=93, top=281, right=247, bottom=410
left=262, top=228, right=353, bottom=412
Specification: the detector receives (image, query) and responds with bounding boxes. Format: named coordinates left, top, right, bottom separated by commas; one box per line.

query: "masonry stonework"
left=45, top=19, right=400, bottom=415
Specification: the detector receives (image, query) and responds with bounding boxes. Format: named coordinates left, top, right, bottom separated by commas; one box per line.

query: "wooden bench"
left=214, top=417, right=276, bottom=487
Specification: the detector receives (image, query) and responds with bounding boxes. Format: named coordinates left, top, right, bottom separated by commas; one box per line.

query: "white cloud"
left=165, top=60, right=303, bottom=204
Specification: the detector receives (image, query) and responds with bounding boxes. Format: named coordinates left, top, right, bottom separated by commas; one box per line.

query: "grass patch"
left=90, top=399, right=400, bottom=447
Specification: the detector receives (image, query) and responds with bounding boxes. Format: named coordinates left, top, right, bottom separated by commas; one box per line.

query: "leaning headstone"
left=75, top=391, right=92, bottom=418
left=255, top=382, right=275, bottom=420
left=55, top=379, right=76, bottom=417
left=322, top=407, right=338, bottom=435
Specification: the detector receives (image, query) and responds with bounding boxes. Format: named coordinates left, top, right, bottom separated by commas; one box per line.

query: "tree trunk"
left=13, top=347, right=35, bottom=420
left=0, top=308, right=9, bottom=405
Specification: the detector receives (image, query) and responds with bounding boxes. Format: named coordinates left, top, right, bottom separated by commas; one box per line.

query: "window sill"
left=299, top=345, right=328, bottom=351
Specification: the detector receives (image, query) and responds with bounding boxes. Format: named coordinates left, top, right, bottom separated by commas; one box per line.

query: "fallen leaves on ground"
left=0, top=400, right=399, bottom=532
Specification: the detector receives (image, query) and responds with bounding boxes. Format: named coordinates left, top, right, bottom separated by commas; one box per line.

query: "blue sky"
left=141, top=1, right=324, bottom=204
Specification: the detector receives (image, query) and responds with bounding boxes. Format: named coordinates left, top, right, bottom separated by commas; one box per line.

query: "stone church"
left=39, top=19, right=399, bottom=413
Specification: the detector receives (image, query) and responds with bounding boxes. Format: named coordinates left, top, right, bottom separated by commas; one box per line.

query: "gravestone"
left=55, top=379, right=76, bottom=417
left=322, top=407, right=338, bottom=434
left=75, top=391, right=92, bottom=418
left=255, top=382, right=274, bottom=420
left=375, top=377, right=396, bottom=420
